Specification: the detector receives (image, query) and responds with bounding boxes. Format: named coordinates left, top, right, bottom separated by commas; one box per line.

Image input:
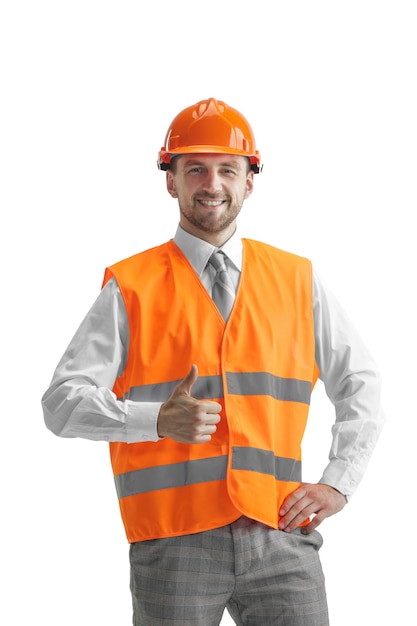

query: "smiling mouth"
left=197, top=199, right=225, bottom=207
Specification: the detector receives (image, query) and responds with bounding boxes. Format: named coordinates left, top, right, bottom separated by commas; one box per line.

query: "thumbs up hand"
left=157, top=364, right=222, bottom=444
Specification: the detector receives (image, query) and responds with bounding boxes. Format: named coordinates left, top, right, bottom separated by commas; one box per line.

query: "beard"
left=179, top=195, right=242, bottom=234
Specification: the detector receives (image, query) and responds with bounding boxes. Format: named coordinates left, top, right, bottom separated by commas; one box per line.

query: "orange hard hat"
left=157, top=98, right=262, bottom=173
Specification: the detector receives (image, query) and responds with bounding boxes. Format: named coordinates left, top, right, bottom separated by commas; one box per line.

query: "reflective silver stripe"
left=115, top=455, right=228, bottom=499
left=124, top=375, right=224, bottom=401
left=227, top=372, right=311, bottom=405
left=115, top=447, right=300, bottom=499
left=232, top=446, right=301, bottom=482
left=122, top=372, right=311, bottom=404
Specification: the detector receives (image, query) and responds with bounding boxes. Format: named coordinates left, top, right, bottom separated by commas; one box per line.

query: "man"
left=42, top=97, right=385, bottom=625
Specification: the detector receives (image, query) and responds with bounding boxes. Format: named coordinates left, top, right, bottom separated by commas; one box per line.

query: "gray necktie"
left=208, top=250, right=235, bottom=321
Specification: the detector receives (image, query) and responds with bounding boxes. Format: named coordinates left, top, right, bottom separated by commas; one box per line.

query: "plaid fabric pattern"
left=129, top=517, right=329, bottom=625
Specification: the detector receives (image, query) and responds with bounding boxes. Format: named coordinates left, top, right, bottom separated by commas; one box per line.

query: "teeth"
left=200, top=200, right=223, bottom=206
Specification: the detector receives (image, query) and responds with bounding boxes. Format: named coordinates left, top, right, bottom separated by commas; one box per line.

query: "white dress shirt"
left=42, top=226, right=385, bottom=498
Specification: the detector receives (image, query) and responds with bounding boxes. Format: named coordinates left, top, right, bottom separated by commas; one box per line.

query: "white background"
left=1, top=1, right=416, bottom=624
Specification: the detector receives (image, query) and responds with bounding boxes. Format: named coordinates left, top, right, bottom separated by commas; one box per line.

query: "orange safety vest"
left=103, top=239, right=319, bottom=543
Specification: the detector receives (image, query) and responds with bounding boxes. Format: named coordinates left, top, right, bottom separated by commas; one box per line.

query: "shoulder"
left=109, top=241, right=173, bottom=271
left=103, top=241, right=174, bottom=288
left=242, top=238, right=312, bottom=268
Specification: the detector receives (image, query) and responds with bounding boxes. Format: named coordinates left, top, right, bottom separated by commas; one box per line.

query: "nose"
left=202, top=169, right=223, bottom=194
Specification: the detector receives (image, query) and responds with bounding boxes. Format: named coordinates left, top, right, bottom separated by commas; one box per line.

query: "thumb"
left=175, top=364, right=198, bottom=397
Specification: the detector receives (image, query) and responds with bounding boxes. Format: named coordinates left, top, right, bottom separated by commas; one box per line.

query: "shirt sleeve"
left=313, top=269, right=386, bottom=499
left=41, top=278, right=162, bottom=443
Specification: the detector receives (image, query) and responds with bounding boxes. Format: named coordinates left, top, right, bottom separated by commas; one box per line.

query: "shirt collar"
left=173, top=225, right=243, bottom=277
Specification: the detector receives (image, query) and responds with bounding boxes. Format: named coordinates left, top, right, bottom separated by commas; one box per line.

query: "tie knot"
left=208, top=250, right=227, bottom=273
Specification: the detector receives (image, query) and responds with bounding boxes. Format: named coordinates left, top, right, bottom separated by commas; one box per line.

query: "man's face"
left=166, top=153, right=254, bottom=244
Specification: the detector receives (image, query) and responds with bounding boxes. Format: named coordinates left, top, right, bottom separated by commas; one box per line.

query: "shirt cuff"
left=125, top=401, right=163, bottom=443
left=319, top=460, right=359, bottom=500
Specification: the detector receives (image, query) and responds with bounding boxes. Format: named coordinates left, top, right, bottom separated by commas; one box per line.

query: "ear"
left=166, top=170, right=178, bottom=198
left=244, top=170, right=254, bottom=199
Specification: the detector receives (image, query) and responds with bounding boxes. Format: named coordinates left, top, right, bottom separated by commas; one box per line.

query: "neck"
left=179, top=222, right=237, bottom=248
